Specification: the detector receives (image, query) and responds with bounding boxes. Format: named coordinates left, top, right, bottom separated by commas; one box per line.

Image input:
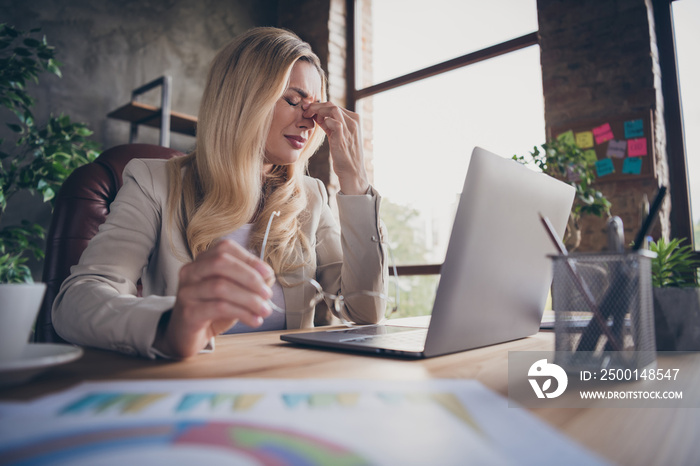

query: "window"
left=671, top=0, right=700, bottom=247
left=361, top=0, right=540, bottom=87
left=350, top=0, right=542, bottom=316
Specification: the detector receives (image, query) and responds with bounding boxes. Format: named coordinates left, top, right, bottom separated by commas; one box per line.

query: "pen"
left=584, top=187, right=666, bottom=350
left=641, top=194, right=649, bottom=224
left=640, top=194, right=650, bottom=249
left=539, top=214, right=621, bottom=351
left=603, top=216, right=626, bottom=351
left=540, top=214, right=567, bottom=256
left=576, top=188, right=665, bottom=351
left=632, top=186, right=666, bottom=250
left=606, top=216, right=625, bottom=253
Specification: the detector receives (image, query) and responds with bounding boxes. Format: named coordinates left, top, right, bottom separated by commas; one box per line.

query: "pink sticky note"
left=592, top=123, right=614, bottom=145
left=627, top=138, right=647, bottom=157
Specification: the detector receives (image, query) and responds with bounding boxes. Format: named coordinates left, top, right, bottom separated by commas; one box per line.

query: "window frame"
left=654, top=0, right=696, bottom=254
left=345, top=0, right=538, bottom=274
left=347, top=0, right=699, bottom=274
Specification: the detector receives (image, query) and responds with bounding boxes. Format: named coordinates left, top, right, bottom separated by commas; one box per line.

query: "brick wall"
left=279, top=0, right=375, bottom=202
left=279, top=0, right=352, bottom=201
left=278, top=0, right=333, bottom=192
left=538, top=0, right=669, bottom=251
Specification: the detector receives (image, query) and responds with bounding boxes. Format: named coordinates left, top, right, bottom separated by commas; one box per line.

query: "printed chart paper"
left=0, top=378, right=607, bottom=466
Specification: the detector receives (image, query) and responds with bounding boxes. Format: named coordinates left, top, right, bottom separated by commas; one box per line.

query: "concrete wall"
left=2, top=0, right=278, bottom=153
left=1, top=0, right=278, bottom=278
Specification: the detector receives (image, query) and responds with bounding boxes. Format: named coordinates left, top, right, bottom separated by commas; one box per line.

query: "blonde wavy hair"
left=166, top=27, right=327, bottom=277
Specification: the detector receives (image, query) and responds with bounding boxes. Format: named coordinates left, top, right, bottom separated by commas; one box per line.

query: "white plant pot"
left=653, top=287, right=700, bottom=351
left=0, top=283, right=47, bottom=361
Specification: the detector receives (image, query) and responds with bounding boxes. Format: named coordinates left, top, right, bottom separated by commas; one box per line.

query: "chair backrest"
left=35, top=143, right=184, bottom=343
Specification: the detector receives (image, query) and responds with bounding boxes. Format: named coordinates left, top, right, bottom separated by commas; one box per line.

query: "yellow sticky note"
left=575, top=131, right=594, bottom=149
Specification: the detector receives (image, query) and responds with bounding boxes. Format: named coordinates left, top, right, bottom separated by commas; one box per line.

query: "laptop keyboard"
left=339, top=328, right=427, bottom=351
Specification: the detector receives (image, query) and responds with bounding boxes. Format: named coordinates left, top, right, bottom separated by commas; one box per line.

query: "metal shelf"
left=106, top=76, right=196, bottom=146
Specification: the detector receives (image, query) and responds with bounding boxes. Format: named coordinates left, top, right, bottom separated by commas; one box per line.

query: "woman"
left=52, top=27, right=388, bottom=359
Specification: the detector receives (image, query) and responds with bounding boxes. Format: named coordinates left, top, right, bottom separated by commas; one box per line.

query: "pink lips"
left=285, top=135, right=307, bottom=150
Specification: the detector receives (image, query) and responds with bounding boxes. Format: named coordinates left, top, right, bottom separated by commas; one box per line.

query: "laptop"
left=281, top=147, right=575, bottom=358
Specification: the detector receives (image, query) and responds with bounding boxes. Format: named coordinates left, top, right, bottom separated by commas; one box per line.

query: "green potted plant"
left=649, top=238, right=700, bottom=350
left=513, top=139, right=611, bottom=251
left=0, top=24, right=98, bottom=338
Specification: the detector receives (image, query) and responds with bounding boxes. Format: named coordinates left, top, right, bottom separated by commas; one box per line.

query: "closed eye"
left=284, top=97, right=301, bottom=107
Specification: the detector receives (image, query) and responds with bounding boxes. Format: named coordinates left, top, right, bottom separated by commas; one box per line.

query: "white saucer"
left=0, top=343, right=83, bottom=388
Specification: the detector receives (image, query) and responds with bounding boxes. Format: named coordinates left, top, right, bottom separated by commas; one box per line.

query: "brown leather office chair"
left=34, top=143, right=184, bottom=343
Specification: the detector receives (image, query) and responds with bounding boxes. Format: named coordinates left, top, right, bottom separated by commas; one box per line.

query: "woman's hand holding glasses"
left=154, top=239, right=276, bottom=359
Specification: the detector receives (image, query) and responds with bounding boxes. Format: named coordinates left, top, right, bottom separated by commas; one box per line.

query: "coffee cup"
left=0, top=283, right=47, bottom=362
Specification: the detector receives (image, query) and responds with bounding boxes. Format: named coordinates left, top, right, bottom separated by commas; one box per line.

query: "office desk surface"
left=1, top=328, right=698, bottom=466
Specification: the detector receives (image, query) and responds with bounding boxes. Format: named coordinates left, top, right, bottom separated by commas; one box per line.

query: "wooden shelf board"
left=107, top=101, right=197, bottom=137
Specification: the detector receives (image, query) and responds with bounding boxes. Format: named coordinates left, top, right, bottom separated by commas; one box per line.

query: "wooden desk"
left=1, top=329, right=698, bottom=465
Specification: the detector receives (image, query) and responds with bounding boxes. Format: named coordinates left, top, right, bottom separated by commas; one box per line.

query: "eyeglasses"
left=261, top=210, right=399, bottom=326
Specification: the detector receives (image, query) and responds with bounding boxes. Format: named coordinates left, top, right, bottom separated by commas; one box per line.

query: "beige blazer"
left=52, top=158, right=388, bottom=358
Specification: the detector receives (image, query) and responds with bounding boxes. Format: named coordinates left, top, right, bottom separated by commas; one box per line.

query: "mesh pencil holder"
left=551, top=251, right=657, bottom=373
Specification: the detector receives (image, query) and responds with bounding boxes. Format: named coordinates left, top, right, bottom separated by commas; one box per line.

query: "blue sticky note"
left=622, top=157, right=643, bottom=175
left=595, top=158, right=615, bottom=177
left=624, top=119, right=644, bottom=138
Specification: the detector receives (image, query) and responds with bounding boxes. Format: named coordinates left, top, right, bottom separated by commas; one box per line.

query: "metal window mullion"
left=353, top=31, right=539, bottom=102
